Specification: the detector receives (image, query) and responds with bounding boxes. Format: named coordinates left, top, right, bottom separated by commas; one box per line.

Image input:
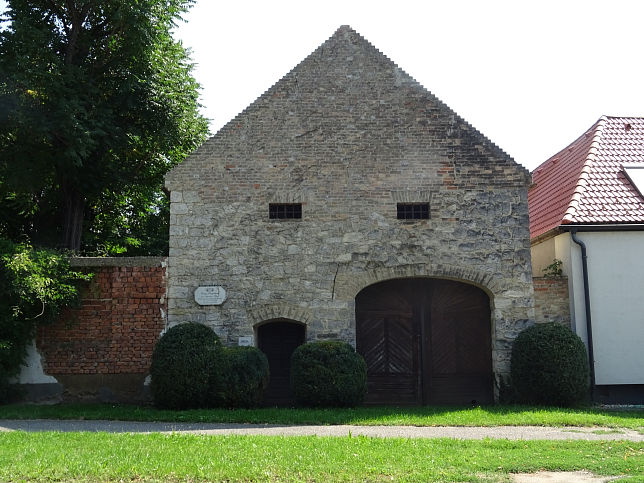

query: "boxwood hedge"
left=290, top=340, right=367, bottom=407
left=511, top=322, right=589, bottom=406
left=219, top=346, right=269, bottom=408
left=150, top=323, right=223, bottom=409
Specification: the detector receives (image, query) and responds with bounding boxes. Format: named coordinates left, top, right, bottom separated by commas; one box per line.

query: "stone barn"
left=164, top=26, right=534, bottom=405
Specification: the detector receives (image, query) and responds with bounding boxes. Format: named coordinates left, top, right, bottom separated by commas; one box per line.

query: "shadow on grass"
left=1, top=403, right=643, bottom=428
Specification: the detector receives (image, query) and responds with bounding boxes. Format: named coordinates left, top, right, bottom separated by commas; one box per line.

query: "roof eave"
left=530, top=226, right=564, bottom=245
left=559, top=223, right=644, bottom=232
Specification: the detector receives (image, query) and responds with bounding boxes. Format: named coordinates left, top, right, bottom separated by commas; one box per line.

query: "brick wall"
left=533, top=276, right=570, bottom=326
left=37, top=258, right=166, bottom=376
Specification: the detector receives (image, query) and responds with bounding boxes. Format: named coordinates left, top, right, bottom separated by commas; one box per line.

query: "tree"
left=0, top=0, right=208, bottom=253
left=0, top=239, right=90, bottom=402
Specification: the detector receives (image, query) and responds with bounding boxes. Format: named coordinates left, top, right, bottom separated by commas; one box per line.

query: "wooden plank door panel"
left=257, top=321, right=305, bottom=406
left=356, top=278, right=493, bottom=406
left=356, top=281, right=419, bottom=405
left=426, top=280, right=493, bottom=404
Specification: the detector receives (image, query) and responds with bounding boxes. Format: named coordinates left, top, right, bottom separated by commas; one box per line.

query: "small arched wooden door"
left=257, top=320, right=305, bottom=405
left=355, top=278, right=492, bottom=405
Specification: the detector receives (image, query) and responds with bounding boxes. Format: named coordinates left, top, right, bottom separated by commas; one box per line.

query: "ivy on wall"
left=0, top=239, right=91, bottom=402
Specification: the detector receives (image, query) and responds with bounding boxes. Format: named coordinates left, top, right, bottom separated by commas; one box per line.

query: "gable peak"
left=332, top=25, right=361, bottom=37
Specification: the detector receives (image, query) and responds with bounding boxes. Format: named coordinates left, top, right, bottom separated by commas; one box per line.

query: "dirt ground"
left=1, top=420, right=642, bottom=442
left=511, top=471, right=623, bottom=482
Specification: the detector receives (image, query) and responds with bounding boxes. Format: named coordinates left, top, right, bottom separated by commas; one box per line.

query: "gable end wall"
left=165, top=27, right=535, bottom=395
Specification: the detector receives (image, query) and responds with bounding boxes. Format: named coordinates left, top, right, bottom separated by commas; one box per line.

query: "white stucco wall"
left=530, top=236, right=556, bottom=277
left=554, top=233, right=578, bottom=333
left=15, top=341, right=58, bottom=384
left=563, top=231, right=644, bottom=385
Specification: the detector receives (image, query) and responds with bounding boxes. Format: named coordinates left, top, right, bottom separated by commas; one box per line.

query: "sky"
left=2, top=0, right=643, bottom=171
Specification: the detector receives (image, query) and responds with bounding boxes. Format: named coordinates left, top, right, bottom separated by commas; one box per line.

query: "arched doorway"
left=256, top=319, right=306, bottom=405
left=355, top=278, right=492, bottom=405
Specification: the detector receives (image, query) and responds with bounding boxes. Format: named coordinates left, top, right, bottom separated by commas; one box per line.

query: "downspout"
left=569, top=229, right=596, bottom=399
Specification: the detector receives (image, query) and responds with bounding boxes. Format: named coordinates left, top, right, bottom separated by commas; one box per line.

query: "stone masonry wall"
left=533, top=276, right=570, bottom=327
left=38, top=258, right=166, bottom=375
left=164, top=26, right=535, bottom=391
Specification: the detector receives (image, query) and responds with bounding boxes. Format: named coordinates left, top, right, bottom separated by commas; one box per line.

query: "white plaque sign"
left=238, top=336, right=253, bottom=347
left=194, top=286, right=227, bottom=305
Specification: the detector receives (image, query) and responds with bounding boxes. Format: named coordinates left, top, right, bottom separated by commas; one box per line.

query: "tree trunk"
left=60, top=185, right=86, bottom=252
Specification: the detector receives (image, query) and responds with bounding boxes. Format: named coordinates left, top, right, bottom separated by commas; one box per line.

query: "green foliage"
left=542, top=259, right=563, bottom=278
left=219, top=347, right=270, bottom=408
left=150, top=325, right=270, bottom=409
left=0, top=0, right=208, bottom=253
left=290, top=341, right=367, bottom=407
left=511, top=322, right=590, bottom=407
left=0, top=239, right=90, bottom=402
left=149, top=323, right=223, bottom=410
left=84, top=190, right=172, bottom=256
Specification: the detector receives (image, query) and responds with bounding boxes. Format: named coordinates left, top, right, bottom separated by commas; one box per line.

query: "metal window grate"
left=269, top=203, right=302, bottom=219
left=397, top=203, right=429, bottom=220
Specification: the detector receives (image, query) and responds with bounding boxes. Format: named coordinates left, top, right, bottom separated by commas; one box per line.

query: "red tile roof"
left=529, top=116, right=644, bottom=239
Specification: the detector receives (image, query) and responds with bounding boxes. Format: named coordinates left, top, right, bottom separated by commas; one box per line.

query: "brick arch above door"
left=336, top=263, right=535, bottom=399
left=247, top=303, right=313, bottom=326
left=333, top=263, right=506, bottom=301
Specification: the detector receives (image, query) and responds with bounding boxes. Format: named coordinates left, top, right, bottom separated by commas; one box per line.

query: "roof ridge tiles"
left=560, top=119, right=604, bottom=223
left=529, top=115, right=644, bottom=238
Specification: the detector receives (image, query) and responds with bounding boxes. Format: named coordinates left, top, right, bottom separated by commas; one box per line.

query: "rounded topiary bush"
left=0, top=368, right=10, bottom=405
left=511, top=322, right=589, bottom=406
left=290, top=341, right=367, bottom=407
left=220, top=346, right=270, bottom=408
left=150, top=322, right=223, bottom=409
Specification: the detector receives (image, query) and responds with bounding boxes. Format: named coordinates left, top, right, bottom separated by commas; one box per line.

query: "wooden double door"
left=355, top=278, right=493, bottom=405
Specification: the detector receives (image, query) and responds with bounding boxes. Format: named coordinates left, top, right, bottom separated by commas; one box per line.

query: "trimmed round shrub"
left=0, top=368, right=10, bottom=405
left=511, top=322, right=589, bottom=406
left=150, top=323, right=223, bottom=409
left=220, top=346, right=270, bottom=408
left=290, top=341, right=367, bottom=407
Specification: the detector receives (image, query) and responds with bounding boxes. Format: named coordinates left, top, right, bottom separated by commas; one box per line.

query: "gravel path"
left=1, top=419, right=642, bottom=441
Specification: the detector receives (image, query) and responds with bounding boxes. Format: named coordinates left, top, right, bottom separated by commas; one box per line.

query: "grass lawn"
left=1, top=403, right=643, bottom=429
left=0, top=432, right=642, bottom=482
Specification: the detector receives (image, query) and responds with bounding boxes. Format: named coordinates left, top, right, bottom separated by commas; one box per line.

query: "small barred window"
left=269, top=203, right=302, bottom=219
left=397, top=203, right=429, bottom=220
